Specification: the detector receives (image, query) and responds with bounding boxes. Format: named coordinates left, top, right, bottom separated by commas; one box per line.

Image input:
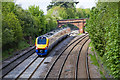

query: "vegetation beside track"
left=86, top=1, right=120, bottom=78
left=89, top=42, right=106, bottom=78
left=2, top=1, right=90, bottom=60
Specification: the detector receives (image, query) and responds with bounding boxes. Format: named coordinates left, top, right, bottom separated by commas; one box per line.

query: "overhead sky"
left=15, top=0, right=97, bottom=14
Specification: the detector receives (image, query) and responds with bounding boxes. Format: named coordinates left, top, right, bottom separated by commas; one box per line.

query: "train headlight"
left=36, top=47, right=38, bottom=49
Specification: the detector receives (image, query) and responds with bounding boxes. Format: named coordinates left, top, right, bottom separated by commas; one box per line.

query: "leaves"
left=47, top=1, right=78, bottom=11
left=86, top=2, right=119, bottom=78
left=2, top=3, right=57, bottom=54
left=2, top=12, right=23, bottom=44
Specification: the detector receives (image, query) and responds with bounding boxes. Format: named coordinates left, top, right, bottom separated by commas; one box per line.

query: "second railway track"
left=1, top=27, right=71, bottom=79
left=2, top=31, right=91, bottom=80
left=43, top=33, right=91, bottom=80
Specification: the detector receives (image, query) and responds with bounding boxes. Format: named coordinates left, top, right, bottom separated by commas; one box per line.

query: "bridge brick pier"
left=57, top=18, right=88, bottom=33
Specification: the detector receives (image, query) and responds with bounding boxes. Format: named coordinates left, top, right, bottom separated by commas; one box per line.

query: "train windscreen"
left=37, top=37, right=46, bottom=44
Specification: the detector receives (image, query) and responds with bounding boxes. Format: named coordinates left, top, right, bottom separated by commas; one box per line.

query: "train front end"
left=35, top=37, right=49, bottom=56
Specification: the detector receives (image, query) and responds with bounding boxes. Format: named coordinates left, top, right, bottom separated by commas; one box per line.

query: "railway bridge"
left=57, top=18, right=88, bottom=33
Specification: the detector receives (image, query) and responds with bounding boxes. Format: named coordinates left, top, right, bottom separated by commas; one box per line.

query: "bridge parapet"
left=57, top=18, right=88, bottom=33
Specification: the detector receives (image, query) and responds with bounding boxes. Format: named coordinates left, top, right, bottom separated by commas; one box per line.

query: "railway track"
left=1, top=27, right=71, bottom=79
left=75, top=37, right=90, bottom=80
left=1, top=27, right=70, bottom=70
left=1, top=46, right=35, bottom=70
left=1, top=49, right=35, bottom=78
left=43, top=33, right=91, bottom=80
left=2, top=34, right=74, bottom=80
left=1, top=32, right=90, bottom=80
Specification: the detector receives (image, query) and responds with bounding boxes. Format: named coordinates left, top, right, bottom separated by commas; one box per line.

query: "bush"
left=2, top=3, right=58, bottom=60
left=18, top=41, right=30, bottom=50
left=86, top=2, right=119, bottom=78
left=2, top=12, right=23, bottom=46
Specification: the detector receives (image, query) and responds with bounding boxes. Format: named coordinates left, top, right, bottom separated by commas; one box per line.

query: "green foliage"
left=2, top=48, right=14, bottom=60
left=76, top=8, right=90, bottom=18
left=89, top=53, right=99, bottom=67
left=47, top=6, right=86, bottom=20
left=2, top=28, right=14, bottom=45
left=57, top=7, right=68, bottom=19
left=2, top=3, right=57, bottom=60
left=0, top=3, right=2, bottom=49
left=14, top=6, right=34, bottom=37
left=2, top=12, right=23, bottom=45
left=78, top=33, right=82, bottom=35
left=45, top=15, right=57, bottom=32
left=2, top=1, right=90, bottom=60
left=47, top=1, right=78, bottom=11
left=28, top=5, right=43, bottom=16
left=65, top=8, right=76, bottom=19
left=18, top=41, right=30, bottom=50
left=47, top=1, right=90, bottom=19
left=47, top=6, right=90, bottom=20
left=86, top=2, right=119, bottom=78
left=28, top=5, right=48, bottom=36
left=2, top=2, right=15, bottom=13
left=47, top=6, right=65, bottom=19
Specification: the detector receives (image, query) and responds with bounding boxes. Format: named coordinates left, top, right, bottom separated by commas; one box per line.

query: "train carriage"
left=35, top=36, right=49, bottom=56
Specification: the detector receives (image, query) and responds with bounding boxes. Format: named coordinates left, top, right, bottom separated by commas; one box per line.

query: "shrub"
left=86, top=2, right=120, bottom=78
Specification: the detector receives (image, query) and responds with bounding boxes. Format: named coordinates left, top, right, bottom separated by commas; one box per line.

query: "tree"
left=2, top=12, right=23, bottom=46
left=28, top=5, right=46, bottom=35
left=76, top=8, right=90, bottom=18
left=2, top=2, right=16, bottom=14
left=47, top=0, right=79, bottom=11
left=86, top=2, right=119, bottom=78
left=47, top=6, right=77, bottom=19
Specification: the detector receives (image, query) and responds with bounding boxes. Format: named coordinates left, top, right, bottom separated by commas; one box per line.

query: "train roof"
left=37, top=36, right=48, bottom=39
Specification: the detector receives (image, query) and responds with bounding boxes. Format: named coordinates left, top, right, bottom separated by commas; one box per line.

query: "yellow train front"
left=35, top=36, right=49, bottom=56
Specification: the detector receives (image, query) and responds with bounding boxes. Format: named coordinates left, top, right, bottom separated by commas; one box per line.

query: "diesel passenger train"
left=35, top=36, right=49, bottom=56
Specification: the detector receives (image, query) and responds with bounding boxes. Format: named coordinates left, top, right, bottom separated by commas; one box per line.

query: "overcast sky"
left=15, top=0, right=97, bottom=14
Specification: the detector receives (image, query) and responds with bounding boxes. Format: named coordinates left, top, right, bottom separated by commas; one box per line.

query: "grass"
left=78, top=33, right=82, bottom=35
left=88, top=42, right=105, bottom=78
left=89, top=52, right=99, bottom=67
left=89, top=42, right=99, bottom=66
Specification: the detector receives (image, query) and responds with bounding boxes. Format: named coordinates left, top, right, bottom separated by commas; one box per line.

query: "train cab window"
left=37, top=37, right=46, bottom=44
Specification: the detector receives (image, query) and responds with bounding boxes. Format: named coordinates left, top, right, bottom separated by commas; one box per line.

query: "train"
left=35, top=27, right=71, bottom=56
left=35, top=36, right=49, bottom=56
